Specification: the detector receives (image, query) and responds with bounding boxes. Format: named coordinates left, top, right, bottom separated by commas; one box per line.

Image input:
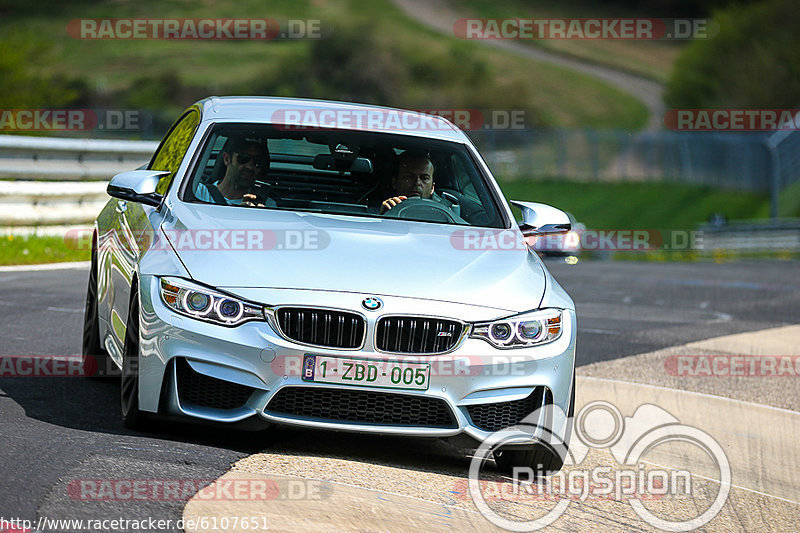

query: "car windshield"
left=183, top=123, right=506, bottom=228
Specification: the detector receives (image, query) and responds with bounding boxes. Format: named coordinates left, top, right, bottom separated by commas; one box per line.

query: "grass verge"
left=0, top=234, right=89, bottom=266
left=610, top=250, right=800, bottom=262
left=501, top=178, right=800, bottom=262
left=498, top=179, right=769, bottom=230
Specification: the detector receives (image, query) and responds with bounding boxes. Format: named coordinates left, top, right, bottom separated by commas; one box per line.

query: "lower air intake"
left=266, top=386, right=457, bottom=428
left=176, top=358, right=255, bottom=410
left=467, top=387, right=549, bottom=432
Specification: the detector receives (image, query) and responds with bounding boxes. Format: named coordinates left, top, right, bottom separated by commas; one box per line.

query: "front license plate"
left=302, top=355, right=430, bottom=391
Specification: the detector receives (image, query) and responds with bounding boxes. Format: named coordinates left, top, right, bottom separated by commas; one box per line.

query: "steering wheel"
left=382, top=197, right=460, bottom=224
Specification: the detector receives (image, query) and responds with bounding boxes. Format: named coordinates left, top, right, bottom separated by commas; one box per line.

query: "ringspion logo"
left=469, top=401, right=731, bottom=530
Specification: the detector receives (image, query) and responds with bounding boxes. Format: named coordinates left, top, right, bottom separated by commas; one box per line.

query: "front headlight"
left=471, top=308, right=563, bottom=348
left=159, top=277, right=265, bottom=327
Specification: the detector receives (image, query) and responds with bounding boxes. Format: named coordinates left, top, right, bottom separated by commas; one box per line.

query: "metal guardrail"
left=0, top=134, right=158, bottom=181
left=0, top=180, right=109, bottom=226
left=699, top=219, right=800, bottom=251
left=0, top=134, right=158, bottom=226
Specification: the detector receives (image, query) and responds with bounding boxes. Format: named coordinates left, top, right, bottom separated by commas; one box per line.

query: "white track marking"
left=0, top=261, right=90, bottom=272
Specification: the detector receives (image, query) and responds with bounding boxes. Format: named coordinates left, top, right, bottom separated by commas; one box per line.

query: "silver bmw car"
left=83, top=96, right=577, bottom=473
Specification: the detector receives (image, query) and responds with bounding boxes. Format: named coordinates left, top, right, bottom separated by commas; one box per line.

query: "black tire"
left=493, top=373, right=576, bottom=476
left=121, top=282, right=147, bottom=430
left=82, top=241, right=111, bottom=379
left=493, top=440, right=567, bottom=476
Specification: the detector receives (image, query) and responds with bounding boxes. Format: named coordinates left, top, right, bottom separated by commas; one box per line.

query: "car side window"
left=450, top=154, right=479, bottom=201
left=149, top=109, right=200, bottom=195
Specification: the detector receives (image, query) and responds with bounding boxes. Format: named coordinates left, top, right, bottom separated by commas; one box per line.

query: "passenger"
left=197, top=136, right=275, bottom=207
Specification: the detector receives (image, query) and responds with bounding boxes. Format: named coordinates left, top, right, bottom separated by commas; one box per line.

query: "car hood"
left=162, top=202, right=546, bottom=313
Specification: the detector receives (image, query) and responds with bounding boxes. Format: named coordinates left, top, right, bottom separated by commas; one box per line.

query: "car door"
left=101, top=108, right=200, bottom=358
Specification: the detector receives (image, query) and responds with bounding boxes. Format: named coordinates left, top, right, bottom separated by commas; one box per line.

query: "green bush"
left=246, top=20, right=543, bottom=124
left=0, top=30, right=90, bottom=108
left=666, top=0, right=800, bottom=108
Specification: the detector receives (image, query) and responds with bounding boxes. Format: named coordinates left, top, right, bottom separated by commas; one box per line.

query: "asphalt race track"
left=0, top=259, right=798, bottom=530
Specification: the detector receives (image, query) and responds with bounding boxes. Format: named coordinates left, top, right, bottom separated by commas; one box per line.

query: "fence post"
left=556, top=130, right=567, bottom=177
left=587, top=130, right=599, bottom=181
left=679, top=135, right=692, bottom=184
left=765, top=139, right=780, bottom=220
left=763, top=111, right=800, bottom=219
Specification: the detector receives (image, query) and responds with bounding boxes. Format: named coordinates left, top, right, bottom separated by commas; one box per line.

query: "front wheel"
left=82, top=243, right=111, bottom=378
left=121, top=283, right=147, bottom=430
left=493, top=441, right=568, bottom=476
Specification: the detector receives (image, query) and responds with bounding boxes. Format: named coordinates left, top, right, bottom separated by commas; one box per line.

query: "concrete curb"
left=181, top=328, right=800, bottom=531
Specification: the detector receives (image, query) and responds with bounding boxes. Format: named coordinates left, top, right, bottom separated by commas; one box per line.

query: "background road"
left=390, top=0, right=665, bottom=130
left=0, top=259, right=797, bottom=530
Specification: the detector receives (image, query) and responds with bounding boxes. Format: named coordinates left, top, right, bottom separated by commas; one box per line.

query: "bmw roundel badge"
left=362, top=297, right=383, bottom=311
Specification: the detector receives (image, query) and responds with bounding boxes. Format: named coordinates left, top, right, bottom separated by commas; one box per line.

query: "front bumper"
left=138, top=275, right=577, bottom=445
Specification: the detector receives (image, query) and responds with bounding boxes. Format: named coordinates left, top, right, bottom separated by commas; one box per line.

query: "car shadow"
left=0, top=374, right=494, bottom=477
left=0, top=375, right=270, bottom=454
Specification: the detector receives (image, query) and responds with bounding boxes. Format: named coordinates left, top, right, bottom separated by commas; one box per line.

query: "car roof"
left=194, top=96, right=471, bottom=143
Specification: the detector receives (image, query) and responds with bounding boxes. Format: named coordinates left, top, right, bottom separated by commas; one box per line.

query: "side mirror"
left=510, top=200, right=571, bottom=237
left=107, top=170, right=169, bottom=207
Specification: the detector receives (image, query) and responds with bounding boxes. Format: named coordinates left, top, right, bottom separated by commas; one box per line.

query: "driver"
left=196, top=136, right=275, bottom=207
left=380, top=150, right=440, bottom=214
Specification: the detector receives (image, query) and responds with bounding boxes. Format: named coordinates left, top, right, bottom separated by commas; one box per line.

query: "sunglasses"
left=236, top=153, right=268, bottom=168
